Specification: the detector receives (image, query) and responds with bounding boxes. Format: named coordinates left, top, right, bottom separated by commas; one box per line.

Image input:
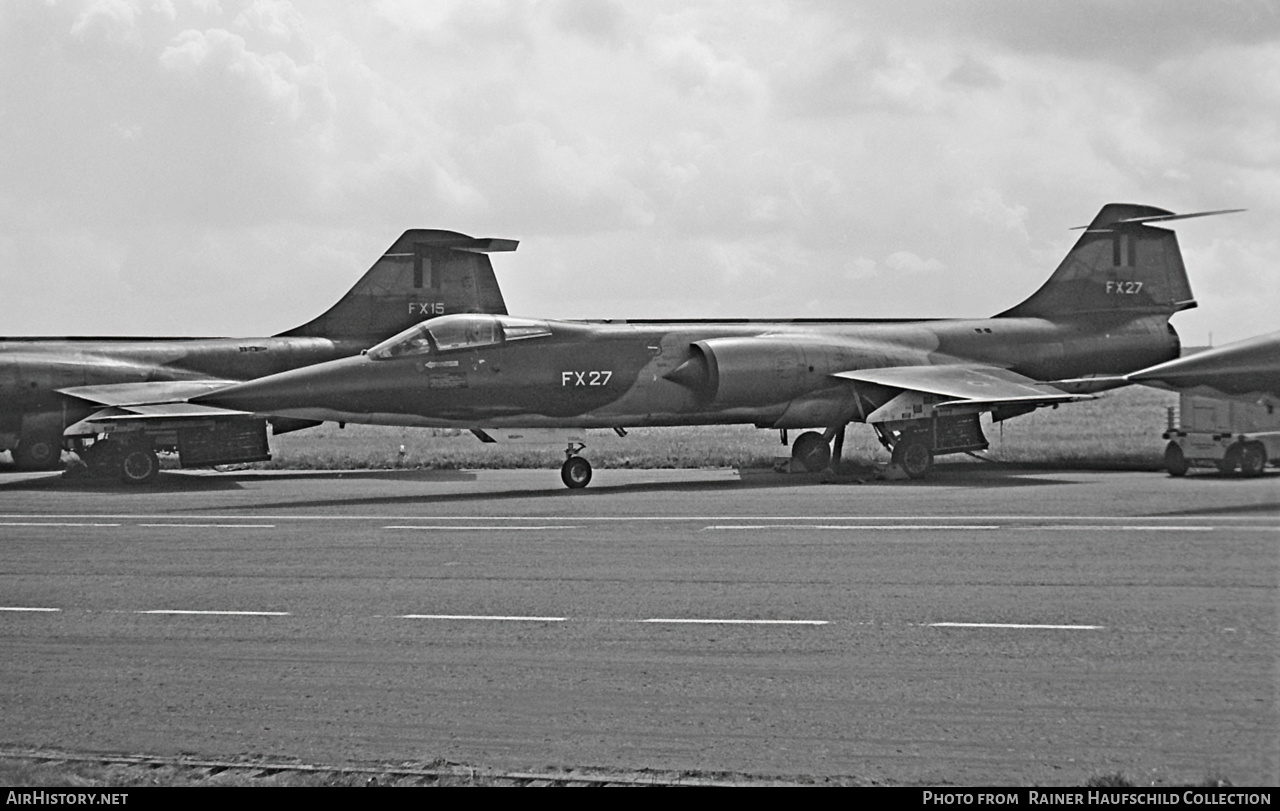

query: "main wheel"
left=1239, top=442, right=1267, bottom=477
left=560, top=455, right=592, bottom=489
left=791, top=431, right=831, bottom=472
left=1164, top=441, right=1188, bottom=477
left=891, top=433, right=933, bottom=479
left=13, top=434, right=63, bottom=470
left=119, top=447, right=160, bottom=485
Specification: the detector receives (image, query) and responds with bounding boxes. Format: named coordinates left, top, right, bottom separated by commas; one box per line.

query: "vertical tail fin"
left=280, top=230, right=517, bottom=341
left=997, top=204, right=1239, bottom=320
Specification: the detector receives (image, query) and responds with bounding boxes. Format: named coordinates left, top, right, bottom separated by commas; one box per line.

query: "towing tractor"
left=1162, top=393, right=1280, bottom=477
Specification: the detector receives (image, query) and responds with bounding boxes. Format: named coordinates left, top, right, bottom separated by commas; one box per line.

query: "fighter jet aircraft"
left=182, top=204, right=1237, bottom=488
left=0, top=230, right=515, bottom=474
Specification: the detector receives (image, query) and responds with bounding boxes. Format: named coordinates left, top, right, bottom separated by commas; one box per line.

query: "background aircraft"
left=184, top=203, right=1236, bottom=489
left=0, top=230, right=515, bottom=472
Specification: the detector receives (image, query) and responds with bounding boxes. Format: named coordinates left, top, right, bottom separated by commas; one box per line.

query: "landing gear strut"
left=560, top=441, right=592, bottom=489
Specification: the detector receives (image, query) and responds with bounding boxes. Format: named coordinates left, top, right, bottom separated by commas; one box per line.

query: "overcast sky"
left=2, top=0, right=1277, bottom=345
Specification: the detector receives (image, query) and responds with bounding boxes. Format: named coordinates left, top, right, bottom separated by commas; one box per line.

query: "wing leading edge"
left=56, top=380, right=241, bottom=407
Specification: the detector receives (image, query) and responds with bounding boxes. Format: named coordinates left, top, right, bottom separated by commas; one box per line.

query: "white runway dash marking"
left=400, top=614, right=567, bottom=622
left=930, top=622, right=1101, bottom=630
left=384, top=526, right=578, bottom=531
left=704, top=524, right=1000, bottom=531
left=136, top=610, right=290, bottom=616
left=138, top=523, right=277, bottom=528
left=0, top=607, right=61, bottom=612
left=0, top=522, right=121, bottom=527
left=640, top=618, right=828, bottom=625
left=1035, top=526, right=1214, bottom=532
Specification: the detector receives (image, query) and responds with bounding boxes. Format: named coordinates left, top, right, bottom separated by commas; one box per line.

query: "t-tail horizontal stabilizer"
left=998, top=204, right=1242, bottom=321
left=1073, top=208, right=1246, bottom=231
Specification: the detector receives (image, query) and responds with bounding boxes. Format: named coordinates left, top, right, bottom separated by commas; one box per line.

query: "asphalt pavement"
left=0, top=465, right=1275, bottom=785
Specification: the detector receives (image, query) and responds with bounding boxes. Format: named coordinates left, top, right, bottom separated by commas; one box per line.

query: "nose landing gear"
left=560, top=441, right=592, bottom=489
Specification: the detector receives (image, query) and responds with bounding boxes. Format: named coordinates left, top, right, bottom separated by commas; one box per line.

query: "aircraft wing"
left=58, top=381, right=257, bottom=436
left=63, top=401, right=256, bottom=437
left=1125, top=330, right=1280, bottom=401
left=833, top=364, right=1090, bottom=414
left=56, top=380, right=240, bottom=407
left=58, top=379, right=327, bottom=444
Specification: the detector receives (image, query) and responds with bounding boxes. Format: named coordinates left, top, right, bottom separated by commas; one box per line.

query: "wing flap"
left=833, top=364, right=1090, bottom=420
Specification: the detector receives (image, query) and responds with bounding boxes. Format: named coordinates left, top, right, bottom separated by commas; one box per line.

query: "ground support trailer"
left=1162, top=393, right=1280, bottom=477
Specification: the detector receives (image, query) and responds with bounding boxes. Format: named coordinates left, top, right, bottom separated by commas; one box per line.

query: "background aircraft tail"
left=280, top=230, right=516, bottom=342
left=996, top=204, right=1236, bottom=321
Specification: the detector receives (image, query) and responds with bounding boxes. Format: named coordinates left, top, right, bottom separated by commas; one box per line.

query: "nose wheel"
left=560, top=442, right=592, bottom=489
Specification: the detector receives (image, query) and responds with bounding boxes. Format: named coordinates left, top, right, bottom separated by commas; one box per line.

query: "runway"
left=0, top=465, right=1275, bottom=785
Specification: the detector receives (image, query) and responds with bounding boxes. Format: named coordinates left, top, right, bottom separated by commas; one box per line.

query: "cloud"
left=884, top=250, right=944, bottom=275
left=457, top=119, right=654, bottom=233
left=70, top=0, right=145, bottom=46
left=551, top=0, right=632, bottom=48
left=946, top=54, right=1002, bottom=89
left=838, top=0, right=1280, bottom=70
left=0, top=0, right=1276, bottom=342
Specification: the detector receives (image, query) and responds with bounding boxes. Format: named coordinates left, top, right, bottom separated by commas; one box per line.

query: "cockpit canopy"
left=367, top=314, right=552, bottom=360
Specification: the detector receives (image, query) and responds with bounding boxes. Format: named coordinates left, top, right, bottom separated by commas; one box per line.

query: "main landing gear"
left=12, top=432, right=65, bottom=470
left=560, top=441, right=592, bottom=489
left=785, top=424, right=937, bottom=480
left=787, top=424, right=850, bottom=476
left=790, top=431, right=831, bottom=473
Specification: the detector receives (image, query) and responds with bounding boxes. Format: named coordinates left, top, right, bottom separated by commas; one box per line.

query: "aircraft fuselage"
left=0, top=336, right=362, bottom=439
left=207, top=313, right=1179, bottom=431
